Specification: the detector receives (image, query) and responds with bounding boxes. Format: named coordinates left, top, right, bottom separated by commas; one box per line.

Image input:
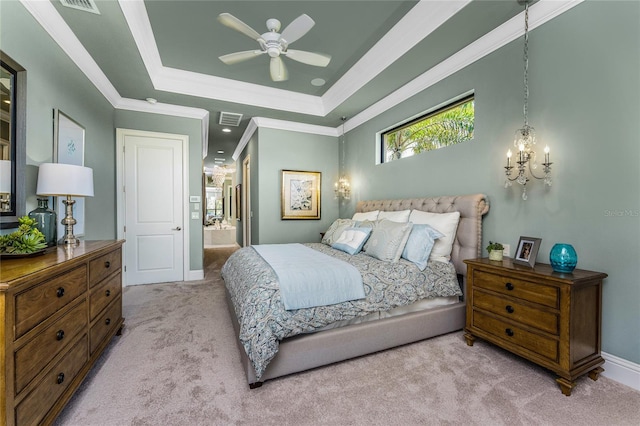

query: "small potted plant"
left=0, top=216, right=47, bottom=255
left=486, top=241, right=504, bottom=261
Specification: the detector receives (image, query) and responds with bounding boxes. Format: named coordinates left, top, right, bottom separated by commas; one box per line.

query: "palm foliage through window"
left=383, top=97, right=474, bottom=162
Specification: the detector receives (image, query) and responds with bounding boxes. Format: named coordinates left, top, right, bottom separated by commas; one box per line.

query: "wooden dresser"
left=463, top=257, right=607, bottom=396
left=0, top=240, right=124, bottom=425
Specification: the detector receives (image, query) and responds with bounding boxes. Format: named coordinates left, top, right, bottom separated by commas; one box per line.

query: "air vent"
left=60, top=0, right=100, bottom=15
left=219, top=112, right=243, bottom=127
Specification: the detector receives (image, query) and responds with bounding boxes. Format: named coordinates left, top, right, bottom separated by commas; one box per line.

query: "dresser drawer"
left=472, top=310, right=558, bottom=361
left=14, top=300, right=88, bottom=394
left=89, top=248, right=121, bottom=288
left=15, top=335, right=88, bottom=426
left=15, top=265, right=87, bottom=339
left=89, top=272, right=122, bottom=321
left=474, top=270, right=558, bottom=308
left=473, top=290, right=559, bottom=335
left=90, top=296, right=122, bottom=354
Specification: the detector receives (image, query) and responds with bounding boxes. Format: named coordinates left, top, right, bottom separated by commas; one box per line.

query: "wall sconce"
left=503, top=0, right=552, bottom=201
left=36, top=163, right=94, bottom=246
left=335, top=116, right=351, bottom=200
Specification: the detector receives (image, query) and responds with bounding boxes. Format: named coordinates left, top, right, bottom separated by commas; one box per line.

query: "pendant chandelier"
left=206, top=165, right=235, bottom=189
left=334, top=116, right=351, bottom=200
left=504, top=0, right=552, bottom=201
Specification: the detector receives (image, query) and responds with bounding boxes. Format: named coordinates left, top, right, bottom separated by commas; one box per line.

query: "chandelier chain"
left=523, top=1, right=530, bottom=128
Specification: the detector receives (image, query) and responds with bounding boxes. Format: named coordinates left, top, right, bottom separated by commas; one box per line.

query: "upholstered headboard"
left=355, top=194, right=489, bottom=277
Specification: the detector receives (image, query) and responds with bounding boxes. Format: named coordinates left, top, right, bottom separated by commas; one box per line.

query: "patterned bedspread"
left=221, top=242, right=462, bottom=380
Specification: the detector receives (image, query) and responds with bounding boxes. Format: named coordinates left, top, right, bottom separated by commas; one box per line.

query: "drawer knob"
left=505, top=328, right=514, bottom=337
left=105, top=318, right=111, bottom=326
left=104, top=261, right=111, bottom=268
left=505, top=282, right=514, bottom=291
left=56, top=287, right=65, bottom=298
left=56, top=330, right=65, bottom=341
left=105, top=289, right=111, bottom=297
left=57, top=372, right=65, bottom=384
left=505, top=305, right=515, bottom=314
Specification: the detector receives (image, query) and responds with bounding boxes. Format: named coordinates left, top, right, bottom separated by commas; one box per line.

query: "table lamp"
left=36, top=163, right=94, bottom=246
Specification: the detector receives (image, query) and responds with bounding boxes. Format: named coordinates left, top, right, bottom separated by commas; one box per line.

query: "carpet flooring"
left=55, top=246, right=640, bottom=425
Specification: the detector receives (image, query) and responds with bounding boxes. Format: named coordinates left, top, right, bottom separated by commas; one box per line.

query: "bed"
left=222, top=194, right=489, bottom=388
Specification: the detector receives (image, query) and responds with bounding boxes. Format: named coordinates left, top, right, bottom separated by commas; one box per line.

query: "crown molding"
left=321, top=0, right=471, bottom=113
left=346, top=0, right=585, bottom=133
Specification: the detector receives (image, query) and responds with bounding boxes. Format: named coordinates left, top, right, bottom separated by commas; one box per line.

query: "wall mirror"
left=0, top=52, right=26, bottom=229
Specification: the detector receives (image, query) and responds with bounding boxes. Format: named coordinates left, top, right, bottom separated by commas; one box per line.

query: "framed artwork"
left=281, top=170, right=321, bottom=220
left=53, top=109, right=85, bottom=237
left=513, top=236, right=541, bottom=267
left=235, top=184, right=241, bottom=221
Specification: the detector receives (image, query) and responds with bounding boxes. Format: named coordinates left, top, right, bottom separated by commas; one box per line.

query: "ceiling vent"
left=60, top=0, right=100, bottom=15
left=218, top=112, right=243, bottom=127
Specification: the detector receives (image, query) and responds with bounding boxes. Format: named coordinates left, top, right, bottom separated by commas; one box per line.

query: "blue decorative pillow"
left=331, top=227, right=372, bottom=255
left=401, top=224, right=444, bottom=270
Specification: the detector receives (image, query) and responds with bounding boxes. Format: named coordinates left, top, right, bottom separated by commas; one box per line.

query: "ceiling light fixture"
left=503, top=0, right=552, bottom=201
left=222, top=128, right=231, bottom=133
left=311, top=78, right=326, bottom=87
left=145, top=97, right=157, bottom=104
left=217, top=150, right=224, bottom=154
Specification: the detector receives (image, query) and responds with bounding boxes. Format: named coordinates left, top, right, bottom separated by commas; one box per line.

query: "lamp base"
left=61, top=196, right=80, bottom=246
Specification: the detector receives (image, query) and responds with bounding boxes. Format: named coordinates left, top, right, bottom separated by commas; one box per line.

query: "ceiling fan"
left=217, top=13, right=331, bottom=82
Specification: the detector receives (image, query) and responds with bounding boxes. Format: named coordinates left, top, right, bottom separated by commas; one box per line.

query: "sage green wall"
left=256, top=128, right=339, bottom=244
left=340, top=1, right=639, bottom=363
left=114, top=110, right=204, bottom=271
left=1, top=0, right=116, bottom=239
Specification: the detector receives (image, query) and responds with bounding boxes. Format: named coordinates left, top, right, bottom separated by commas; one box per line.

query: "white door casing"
left=116, top=129, right=189, bottom=286
left=242, top=156, right=251, bottom=247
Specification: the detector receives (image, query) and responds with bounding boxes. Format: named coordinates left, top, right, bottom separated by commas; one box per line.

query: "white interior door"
left=118, top=129, right=186, bottom=285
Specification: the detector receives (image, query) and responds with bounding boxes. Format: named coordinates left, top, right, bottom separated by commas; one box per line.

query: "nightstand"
left=463, top=257, right=607, bottom=396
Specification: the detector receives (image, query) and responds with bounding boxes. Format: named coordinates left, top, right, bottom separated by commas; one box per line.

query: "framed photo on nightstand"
left=513, top=236, right=541, bottom=267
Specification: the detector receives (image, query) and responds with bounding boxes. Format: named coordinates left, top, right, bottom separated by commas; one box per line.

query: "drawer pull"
left=105, top=289, right=111, bottom=297
left=505, top=305, right=515, bottom=314
left=505, top=328, right=514, bottom=337
left=56, top=287, right=65, bottom=298
left=57, top=372, right=65, bottom=384
left=505, top=282, right=514, bottom=291
left=105, top=261, right=111, bottom=268
left=56, top=330, right=65, bottom=341
left=105, top=318, right=111, bottom=326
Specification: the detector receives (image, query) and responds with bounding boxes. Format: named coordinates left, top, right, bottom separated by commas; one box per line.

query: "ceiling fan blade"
left=270, top=56, right=288, bottom=82
left=285, top=50, right=331, bottom=67
left=280, top=14, right=315, bottom=45
left=217, top=13, right=261, bottom=41
left=219, top=50, right=263, bottom=65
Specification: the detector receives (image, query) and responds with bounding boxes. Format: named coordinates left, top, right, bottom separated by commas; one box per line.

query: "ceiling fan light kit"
left=217, top=12, right=331, bottom=82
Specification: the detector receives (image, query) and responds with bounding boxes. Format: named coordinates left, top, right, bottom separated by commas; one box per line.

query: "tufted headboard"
left=356, top=194, right=489, bottom=278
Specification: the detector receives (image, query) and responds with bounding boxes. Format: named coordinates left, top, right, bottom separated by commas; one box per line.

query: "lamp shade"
left=0, top=160, right=11, bottom=193
left=36, top=163, right=94, bottom=197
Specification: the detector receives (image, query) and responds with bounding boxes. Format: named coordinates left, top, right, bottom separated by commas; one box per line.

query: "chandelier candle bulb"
left=544, top=146, right=550, bottom=163
left=507, top=150, right=512, bottom=167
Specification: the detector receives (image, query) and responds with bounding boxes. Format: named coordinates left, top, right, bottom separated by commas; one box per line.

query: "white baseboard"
left=185, top=269, right=204, bottom=281
left=602, top=351, right=640, bottom=391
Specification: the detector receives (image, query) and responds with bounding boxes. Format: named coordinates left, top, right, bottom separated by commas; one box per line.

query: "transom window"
left=381, top=94, right=474, bottom=163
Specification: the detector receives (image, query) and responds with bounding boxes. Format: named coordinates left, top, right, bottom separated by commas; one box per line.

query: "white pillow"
left=378, top=209, right=411, bottom=223
left=322, top=218, right=357, bottom=245
left=331, top=227, right=372, bottom=255
left=408, top=210, right=461, bottom=263
left=352, top=210, right=379, bottom=221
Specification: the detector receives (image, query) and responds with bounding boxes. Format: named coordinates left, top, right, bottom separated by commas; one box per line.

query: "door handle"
left=172, top=227, right=182, bottom=231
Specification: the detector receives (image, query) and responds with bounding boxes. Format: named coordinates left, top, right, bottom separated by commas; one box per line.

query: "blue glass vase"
left=28, top=197, right=57, bottom=248
left=549, top=243, right=577, bottom=273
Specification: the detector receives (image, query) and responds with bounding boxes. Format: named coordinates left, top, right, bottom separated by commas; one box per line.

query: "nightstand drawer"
left=15, top=265, right=87, bottom=339
left=14, top=300, right=88, bottom=394
left=15, top=335, right=88, bottom=426
left=89, top=272, right=122, bottom=321
left=473, top=310, right=558, bottom=361
left=89, top=248, right=121, bottom=288
left=473, top=290, right=558, bottom=335
left=474, top=270, right=558, bottom=308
